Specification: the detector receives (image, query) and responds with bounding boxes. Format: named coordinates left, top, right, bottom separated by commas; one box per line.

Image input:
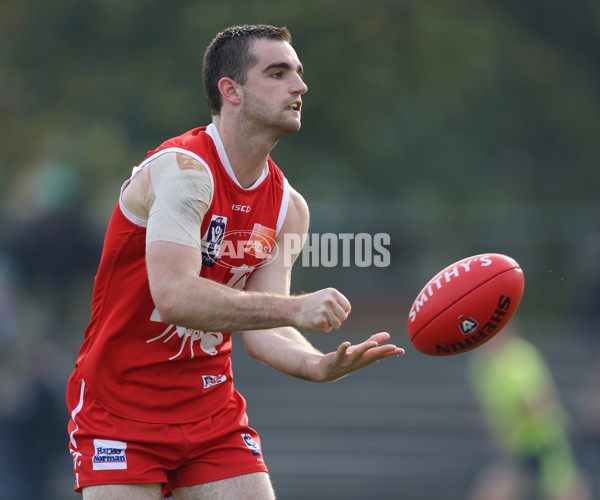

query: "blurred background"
left=1, top=0, right=599, bottom=498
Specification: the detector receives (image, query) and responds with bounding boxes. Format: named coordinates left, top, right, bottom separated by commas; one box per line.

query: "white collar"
left=206, top=123, right=269, bottom=190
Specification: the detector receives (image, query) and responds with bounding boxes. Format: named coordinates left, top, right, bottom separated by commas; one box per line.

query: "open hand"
left=314, top=332, right=405, bottom=382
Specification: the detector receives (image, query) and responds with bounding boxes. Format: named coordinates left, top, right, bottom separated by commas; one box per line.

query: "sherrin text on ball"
left=407, top=253, right=524, bottom=356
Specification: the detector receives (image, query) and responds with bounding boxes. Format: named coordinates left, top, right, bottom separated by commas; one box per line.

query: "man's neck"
left=212, top=115, right=280, bottom=189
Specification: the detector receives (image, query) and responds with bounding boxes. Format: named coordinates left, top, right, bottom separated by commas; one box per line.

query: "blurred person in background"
left=66, top=24, right=403, bottom=500
left=0, top=336, right=68, bottom=500
left=466, top=324, right=591, bottom=500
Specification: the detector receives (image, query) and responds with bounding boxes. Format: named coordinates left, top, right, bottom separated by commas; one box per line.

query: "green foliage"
left=2, top=0, right=599, bottom=207
left=1, top=0, right=599, bottom=321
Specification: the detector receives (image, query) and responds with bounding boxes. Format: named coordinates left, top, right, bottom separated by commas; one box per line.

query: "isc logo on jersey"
left=232, top=204, right=251, bottom=213
left=202, top=215, right=227, bottom=267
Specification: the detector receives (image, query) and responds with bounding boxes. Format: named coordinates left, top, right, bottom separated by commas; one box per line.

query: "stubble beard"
left=240, top=95, right=301, bottom=143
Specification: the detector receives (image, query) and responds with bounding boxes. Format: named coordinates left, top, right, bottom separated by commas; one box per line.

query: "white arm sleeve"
left=146, top=152, right=212, bottom=250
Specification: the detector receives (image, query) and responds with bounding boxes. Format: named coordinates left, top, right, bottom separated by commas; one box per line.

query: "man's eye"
left=271, top=72, right=283, bottom=79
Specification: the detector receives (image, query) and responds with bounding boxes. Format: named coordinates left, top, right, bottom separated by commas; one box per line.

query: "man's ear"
left=218, top=77, right=242, bottom=106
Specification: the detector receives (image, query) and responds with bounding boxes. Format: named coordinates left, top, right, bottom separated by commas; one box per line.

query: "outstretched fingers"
left=348, top=332, right=403, bottom=353
left=343, top=339, right=378, bottom=358
left=316, top=332, right=404, bottom=382
left=337, top=332, right=404, bottom=366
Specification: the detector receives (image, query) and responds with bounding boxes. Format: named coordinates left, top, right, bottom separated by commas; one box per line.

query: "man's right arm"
left=133, top=152, right=348, bottom=333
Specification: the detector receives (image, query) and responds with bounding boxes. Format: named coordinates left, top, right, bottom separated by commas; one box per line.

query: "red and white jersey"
left=75, top=124, right=289, bottom=424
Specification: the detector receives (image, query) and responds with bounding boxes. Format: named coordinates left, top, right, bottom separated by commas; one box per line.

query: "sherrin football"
left=407, top=253, right=524, bottom=356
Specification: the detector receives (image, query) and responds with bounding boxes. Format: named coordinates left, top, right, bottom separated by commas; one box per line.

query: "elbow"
left=243, top=331, right=265, bottom=362
left=153, top=301, right=181, bottom=327
left=245, top=347, right=260, bottom=362
left=151, top=286, right=187, bottom=326
left=153, top=303, right=180, bottom=326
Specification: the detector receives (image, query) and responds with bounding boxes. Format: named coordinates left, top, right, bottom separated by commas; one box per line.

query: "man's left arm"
left=242, top=187, right=404, bottom=383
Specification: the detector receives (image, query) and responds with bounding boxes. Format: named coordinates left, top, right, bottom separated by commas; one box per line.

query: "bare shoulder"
left=121, top=162, right=152, bottom=219
left=122, top=151, right=208, bottom=220
left=281, top=185, right=310, bottom=236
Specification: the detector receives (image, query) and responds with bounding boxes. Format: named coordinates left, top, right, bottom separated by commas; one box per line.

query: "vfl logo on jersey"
left=202, top=215, right=227, bottom=267
left=245, top=223, right=277, bottom=259
left=92, top=439, right=127, bottom=470
left=202, top=374, right=227, bottom=389
left=459, top=317, right=479, bottom=335
left=241, top=433, right=262, bottom=456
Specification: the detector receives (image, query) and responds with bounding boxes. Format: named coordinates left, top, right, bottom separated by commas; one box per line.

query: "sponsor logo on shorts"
left=202, top=374, right=227, bottom=389
left=92, top=439, right=127, bottom=470
left=241, top=433, right=262, bottom=456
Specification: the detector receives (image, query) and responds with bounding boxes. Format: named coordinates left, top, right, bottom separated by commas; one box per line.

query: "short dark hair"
left=203, top=25, right=292, bottom=115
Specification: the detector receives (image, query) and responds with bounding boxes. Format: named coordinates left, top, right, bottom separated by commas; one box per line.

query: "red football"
left=407, top=253, right=524, bottom=356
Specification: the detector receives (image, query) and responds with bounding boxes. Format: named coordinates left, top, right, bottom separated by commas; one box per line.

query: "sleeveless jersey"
left=75, top=124, right=289, bottom=424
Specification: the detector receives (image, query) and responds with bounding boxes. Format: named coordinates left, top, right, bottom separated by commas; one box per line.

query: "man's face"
left=239, top=39, right=308, bottom=136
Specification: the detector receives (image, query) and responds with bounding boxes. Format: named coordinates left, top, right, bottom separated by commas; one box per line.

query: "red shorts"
left=66, top=367, right=268, bottom=498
